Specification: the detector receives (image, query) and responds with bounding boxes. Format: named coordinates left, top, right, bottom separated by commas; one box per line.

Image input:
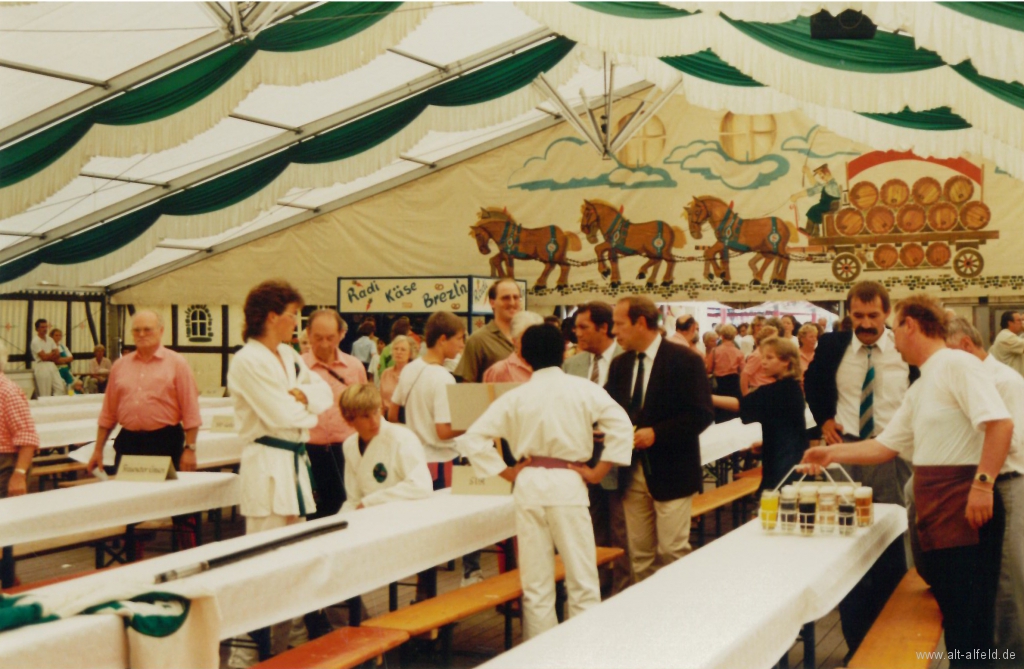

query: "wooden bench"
left=691, top=475, right=762, bottom=544
left=2, top=526, right=134, bottom=588
left=362, top=546, right=623, bottom=665
left=30, top=461, right=89, bottom=491
left=847, top=568, right=943, bottom=669
left=253, top=627, right=410, bottom=669
left=735, top=466, right=762, bottom=480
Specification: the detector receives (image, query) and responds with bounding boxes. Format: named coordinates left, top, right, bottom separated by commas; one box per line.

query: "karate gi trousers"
left=516, top=503, right=601, bottom=640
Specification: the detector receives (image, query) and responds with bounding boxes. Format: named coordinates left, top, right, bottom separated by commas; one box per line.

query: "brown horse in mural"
left=683, top=195, right=797, bottom=285
left=580, top=199, right=686, bottom=288
left=470, top=207, right=581, bottom=289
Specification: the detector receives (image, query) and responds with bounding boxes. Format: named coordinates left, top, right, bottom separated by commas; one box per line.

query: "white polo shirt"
left=878, top=348, right=1011, bottom=466
left=983, top=354, right=1024, bottom=474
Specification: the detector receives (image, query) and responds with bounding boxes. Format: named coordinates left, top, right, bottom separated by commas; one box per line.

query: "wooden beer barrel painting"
left=944, top=175, right=974, bottom=204
left=880, top=179, right=909, bottom=208
left=834, top=208, right=865, bottom=236
left=866, top=206, right=896, bottom=235
left=873, top=245, right=898, bottom=270
left=926, top=242, right=951, bottom=267
left=960, top=201, right=991, bottom=230
left=912, top=177, right=942, bottom=206
left=897, top=204, right=926, bottom=233
left=849, top=181, right=879, bottom=211
left=900, top=243, right=925, bottom=268
left=928, top=202, right=958, bottom=231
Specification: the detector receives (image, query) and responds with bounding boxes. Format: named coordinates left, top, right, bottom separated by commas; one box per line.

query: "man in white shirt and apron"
left=803, top=295, right=1013, bottom=668
left=457, top=324, right=633, bottom=639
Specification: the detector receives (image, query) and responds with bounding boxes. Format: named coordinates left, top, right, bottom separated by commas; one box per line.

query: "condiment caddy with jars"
left=758, top=464, right=873, bottom=536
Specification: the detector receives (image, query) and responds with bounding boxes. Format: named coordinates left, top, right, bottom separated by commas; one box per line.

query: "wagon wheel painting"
left=831, top=253, right=862, bottom=282
left=953, top=248, right=984, bottom=278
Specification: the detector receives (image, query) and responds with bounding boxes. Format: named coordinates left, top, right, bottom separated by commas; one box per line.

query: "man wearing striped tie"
left=805, top=281, right=918, bottom=659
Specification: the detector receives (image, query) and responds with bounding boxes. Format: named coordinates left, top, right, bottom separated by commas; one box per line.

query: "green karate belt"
left=255, top=436, right=316, bottom=516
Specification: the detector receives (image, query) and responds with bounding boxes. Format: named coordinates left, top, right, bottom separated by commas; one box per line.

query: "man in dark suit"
left=805, top=280, right=916, bottom=658
left=606, top=296, right=714, bottom=583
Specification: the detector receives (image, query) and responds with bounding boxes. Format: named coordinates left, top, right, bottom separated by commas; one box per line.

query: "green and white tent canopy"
left=0, top=1, right=1022, bottom=295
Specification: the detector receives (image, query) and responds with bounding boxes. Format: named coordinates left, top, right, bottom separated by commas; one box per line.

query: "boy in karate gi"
left=339, top=383, right=433, bottom=511
left=456, top=324, right=633, bottom=639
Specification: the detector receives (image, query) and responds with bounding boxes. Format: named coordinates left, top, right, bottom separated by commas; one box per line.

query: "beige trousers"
left=622, top=466, right=693, bottom=583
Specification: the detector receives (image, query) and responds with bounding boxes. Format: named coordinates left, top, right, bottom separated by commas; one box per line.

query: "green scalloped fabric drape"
left=0, top=3, right=402, bottom=189
left=0, top=36, right=577, bottom=283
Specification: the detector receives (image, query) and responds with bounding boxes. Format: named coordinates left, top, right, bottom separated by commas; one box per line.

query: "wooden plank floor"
left=11, top=482, right=948, bottom=669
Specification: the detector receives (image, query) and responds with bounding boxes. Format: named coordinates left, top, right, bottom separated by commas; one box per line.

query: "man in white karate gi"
left=456, top=324, right=633, bottom=639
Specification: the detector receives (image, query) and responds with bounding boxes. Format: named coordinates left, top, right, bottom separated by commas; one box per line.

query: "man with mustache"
left=805, top=281, right=918, bottom=660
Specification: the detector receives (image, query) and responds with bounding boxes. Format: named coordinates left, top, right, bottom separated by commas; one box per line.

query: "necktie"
left=629, top=352, right=646, bottom=422
left=859, top=345, right=875, bottom=440
left=590, top=353, right=601, bottom=384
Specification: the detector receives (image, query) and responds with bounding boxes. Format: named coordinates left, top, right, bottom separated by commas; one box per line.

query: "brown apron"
left=914, top=465, right=978, bottom=552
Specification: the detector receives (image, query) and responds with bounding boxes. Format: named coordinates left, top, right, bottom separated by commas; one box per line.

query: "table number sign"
left=210, top=415, right=237, bottom=433
left=117, top=455, right=178, bottom=482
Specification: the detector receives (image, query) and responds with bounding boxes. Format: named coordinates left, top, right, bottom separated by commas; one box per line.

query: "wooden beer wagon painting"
left=792, top=151, right=997, bottom=282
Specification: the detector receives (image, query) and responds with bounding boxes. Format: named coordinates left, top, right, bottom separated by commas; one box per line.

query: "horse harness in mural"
left=498, top=220, right=560, bottom=262
left=606, top=212, right=670, bottom=257
left=716, top=204, right=784, bottom=257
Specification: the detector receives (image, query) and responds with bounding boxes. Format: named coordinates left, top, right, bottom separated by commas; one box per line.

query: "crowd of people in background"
left=4, top=279, right=1024, bottom=668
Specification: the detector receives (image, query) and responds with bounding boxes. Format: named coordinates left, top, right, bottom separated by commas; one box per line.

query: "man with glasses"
left=87, top=311, right=202, bottom=476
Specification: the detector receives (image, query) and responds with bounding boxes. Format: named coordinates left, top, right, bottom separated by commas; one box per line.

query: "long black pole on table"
left=154, top=518, right=349, bottom=584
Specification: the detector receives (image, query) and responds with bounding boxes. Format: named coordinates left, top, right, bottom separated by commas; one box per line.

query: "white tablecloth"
left=31, top=394, right=232, bottom=410
left=35, top=406, right=235, bottom=449
left=481, top=504, right=907, bottom=669
left=699, top=419, right=763, bottom=465
left=0, top=490, right=515, bottom=669
left=0, top=472, right=240, bottom=546
left=68, top=431, right=245, bottom=469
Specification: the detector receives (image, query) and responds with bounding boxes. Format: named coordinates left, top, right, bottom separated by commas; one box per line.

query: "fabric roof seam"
left=0, top=59, right=110, bottom=89
left=0, top=3, right=429, bottom=221
left=0, top=36, right=581, bottom=286
left=0, top=3, right=317, bottom=148
left=0, top=27, right=559, bottom=267
left=102, top=81, right=654, bottom=295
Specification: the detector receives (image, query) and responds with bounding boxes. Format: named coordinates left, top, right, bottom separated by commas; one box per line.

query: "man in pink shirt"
left=87, top=311, right=202, bottom=474
left=668, top=315, right=699, bottom=349
left=0, top=342, right=38, bottom=500
left=302, top=310, right=367, bottom=518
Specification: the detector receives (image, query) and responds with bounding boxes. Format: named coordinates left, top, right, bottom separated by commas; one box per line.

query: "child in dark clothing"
left=712, top=336, right=807, bottom=491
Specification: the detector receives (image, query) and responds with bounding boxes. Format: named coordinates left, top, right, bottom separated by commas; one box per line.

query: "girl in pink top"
left=741, top=325, right=780, bottom=395
left=708, top=324, right=744, bottom=422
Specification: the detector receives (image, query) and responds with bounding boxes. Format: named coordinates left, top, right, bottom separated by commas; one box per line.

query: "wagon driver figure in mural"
left=790, top=164, right=842, bottom=237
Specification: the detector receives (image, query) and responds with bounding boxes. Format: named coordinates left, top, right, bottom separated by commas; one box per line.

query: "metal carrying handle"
left=770, top=462, right=855, bottom=493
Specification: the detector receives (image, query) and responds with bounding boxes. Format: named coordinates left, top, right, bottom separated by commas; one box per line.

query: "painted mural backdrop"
left=115, top=95, right=1024, bottom=309
left=468, top=95, right=1021, bottom=307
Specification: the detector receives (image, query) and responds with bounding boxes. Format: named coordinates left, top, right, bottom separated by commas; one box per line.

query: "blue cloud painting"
left=507, top=137, right=677, bottom=191
left=663, top=140, right=790, bottom=190
left=781, top=126, right=861, bottom=159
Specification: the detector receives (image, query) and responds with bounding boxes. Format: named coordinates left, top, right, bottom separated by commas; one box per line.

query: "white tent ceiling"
left=1, top=1, right=1022, bottom=296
